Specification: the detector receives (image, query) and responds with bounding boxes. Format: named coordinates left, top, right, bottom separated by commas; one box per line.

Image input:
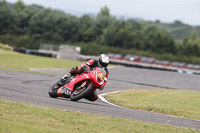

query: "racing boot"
left=61, top=73, right=71, bottom=82
left=54, top=73, right=71, bottom=90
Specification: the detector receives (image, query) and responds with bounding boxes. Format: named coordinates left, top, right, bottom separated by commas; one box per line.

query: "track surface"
left=0, top=67, right=200, bottom=129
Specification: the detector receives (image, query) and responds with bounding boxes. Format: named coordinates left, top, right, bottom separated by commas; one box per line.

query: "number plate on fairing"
left=98, top=73, right=104, bottom=81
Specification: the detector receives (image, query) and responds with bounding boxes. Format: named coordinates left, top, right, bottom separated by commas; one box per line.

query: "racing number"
left=98, top=73, right=104, bottom=81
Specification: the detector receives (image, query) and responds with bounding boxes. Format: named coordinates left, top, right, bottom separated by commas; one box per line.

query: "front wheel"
left=49, top=83, right=59, bottom=98
left=70, top=84, right=93, bottom=101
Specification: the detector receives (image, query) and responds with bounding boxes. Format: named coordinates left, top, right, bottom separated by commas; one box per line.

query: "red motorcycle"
left=48, top=67, right=107, bottom=101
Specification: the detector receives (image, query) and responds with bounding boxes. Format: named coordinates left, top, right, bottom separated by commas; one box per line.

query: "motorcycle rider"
left=56, top=54, right=109, bottom=101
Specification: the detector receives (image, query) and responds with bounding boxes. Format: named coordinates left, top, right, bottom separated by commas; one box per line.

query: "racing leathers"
left=58, top=59, right=109, bottom=101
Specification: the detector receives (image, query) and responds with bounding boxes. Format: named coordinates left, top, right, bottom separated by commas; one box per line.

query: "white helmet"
left=98, top=54, right=109, bottom=67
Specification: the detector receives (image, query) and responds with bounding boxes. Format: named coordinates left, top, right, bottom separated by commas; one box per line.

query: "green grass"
left=0, top=43, right=13, bottom=51
left=0, top=49, right=199, bottom=132
left=0, top=49, right=83, bottom=70
left=104, top=89, right=200, bottom=120
left=0, top=100, right=198, bottom=133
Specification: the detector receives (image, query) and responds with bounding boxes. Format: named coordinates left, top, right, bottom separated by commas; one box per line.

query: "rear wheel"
left=70, top=84, right=93, bottom=101
left=49, top=83, right=59, bottom=98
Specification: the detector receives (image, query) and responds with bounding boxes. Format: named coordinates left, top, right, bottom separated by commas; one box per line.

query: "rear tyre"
left=49, top=83, right=59, bottom=98
left=70, top=84, right=93, bottom=101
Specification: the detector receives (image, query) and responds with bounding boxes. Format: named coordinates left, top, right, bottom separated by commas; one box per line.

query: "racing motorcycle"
left=48, top=67, right=106, bottom=101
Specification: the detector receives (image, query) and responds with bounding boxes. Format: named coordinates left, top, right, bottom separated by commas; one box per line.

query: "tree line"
left=0, top=0, right=200, bottom=63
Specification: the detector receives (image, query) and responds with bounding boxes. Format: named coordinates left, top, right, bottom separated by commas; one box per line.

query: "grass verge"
left=0, top=43, right=13, bottom=51
left=104, top=89, right=200, bottom=120
left=0, top=99, right=198, bottom=133
left=0, top=49, right=83, bottom=70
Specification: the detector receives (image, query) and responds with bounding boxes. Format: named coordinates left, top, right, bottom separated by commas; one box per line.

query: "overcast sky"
left=6, top=0, right=200, bottom=26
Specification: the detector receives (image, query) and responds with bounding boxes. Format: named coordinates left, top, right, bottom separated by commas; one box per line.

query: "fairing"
left=57, top=67, right=107, bottom=97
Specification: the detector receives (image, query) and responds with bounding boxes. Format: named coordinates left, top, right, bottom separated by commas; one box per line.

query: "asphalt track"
left=0, top=67, right=200, bottom=130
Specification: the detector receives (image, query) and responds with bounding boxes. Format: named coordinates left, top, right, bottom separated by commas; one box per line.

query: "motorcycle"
left=48, top=67, right=107, bottom=101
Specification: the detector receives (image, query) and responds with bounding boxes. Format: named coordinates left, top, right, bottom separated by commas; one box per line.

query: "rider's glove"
left=82, top=65, right=90, bottom=73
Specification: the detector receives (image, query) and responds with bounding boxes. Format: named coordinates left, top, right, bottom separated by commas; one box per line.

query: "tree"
left=12, top=0, right=34, bottom=34
left=126, top=19, right=143, bottom=31
left=173, top=20, right=184, bottom=26
left=99, top=21, right=124, bottom=47
left=94, top=6, right=116, bottom=37
left=99, top=21, right=144, bottom=49
left=0, top=0, right=13, bottom=34
left=94, top=16, right=116, bottom=37
left=144, top=27, right=176, bottom=54
left=29, top=9, right=60, bottom=40
left=98, top=6, right=110, bottom=17
left=78, top=15, right=96, bottom=42
left=181, top=31, right=200, bottom=56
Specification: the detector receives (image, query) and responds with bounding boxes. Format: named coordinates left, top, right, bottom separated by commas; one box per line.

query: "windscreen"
left=98, top=68, right=106, bottom=75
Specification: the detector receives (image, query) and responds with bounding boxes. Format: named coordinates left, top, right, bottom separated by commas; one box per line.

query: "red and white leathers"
left=69, top=59, right=109, bottom=101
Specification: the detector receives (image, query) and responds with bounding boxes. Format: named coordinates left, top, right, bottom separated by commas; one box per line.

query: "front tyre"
left=49, top=83, right=59, bottom=98
left=70, top=84, right=93, bottom=101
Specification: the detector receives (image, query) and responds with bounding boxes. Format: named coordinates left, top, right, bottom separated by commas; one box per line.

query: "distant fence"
left=14, top=47, right=56, bottom=58
left=110, top=53, right=200, bottom=71
left=40, top=43, right=59, bottom=51
left=13, top=44, right=80, bottom=60
left=77, top=55, right=200, bottom=75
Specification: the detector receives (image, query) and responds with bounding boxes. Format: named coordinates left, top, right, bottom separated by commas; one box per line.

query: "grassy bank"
left=104, top=89, right=200, bottom=120
left=0, top=100, right=198, bottom=133
left=0, top=49, right=83, bottom=71
left=0, top=43, right=13, bottom=51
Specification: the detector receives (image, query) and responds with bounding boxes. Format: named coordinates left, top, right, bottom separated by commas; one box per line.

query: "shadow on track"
left=56, top=97, right=112, bottom=108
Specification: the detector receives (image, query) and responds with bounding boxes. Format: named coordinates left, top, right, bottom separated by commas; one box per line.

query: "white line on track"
left=98, top=90, right=133, bottom=110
